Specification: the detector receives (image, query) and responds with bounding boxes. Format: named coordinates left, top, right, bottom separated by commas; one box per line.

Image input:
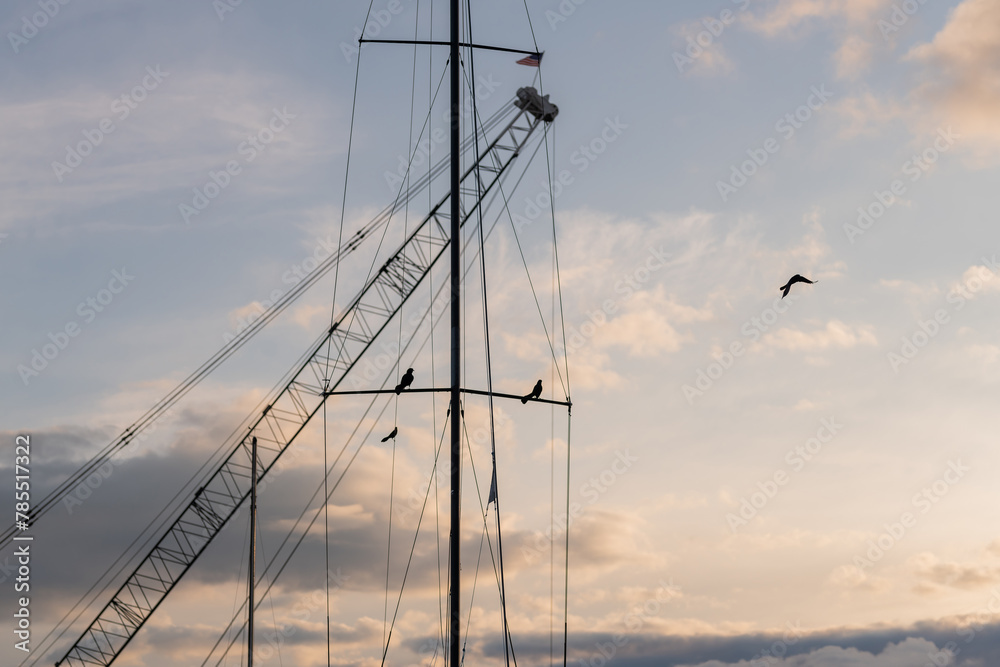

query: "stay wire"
left=324, top=399, right=331, bottom=667
left=489, top=155, right=568, bottom=397
left=380, top=410, right=451, bottom=667
left=325, top=0, right=375, bottom=342
left=429, top=0, right=445, bottom=655
left=534, top=57, right=573, bottom=667
left=461, top=8, right=513, bottom=667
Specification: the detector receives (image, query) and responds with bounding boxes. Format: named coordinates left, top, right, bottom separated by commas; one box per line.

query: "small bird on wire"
left=779, top=274, right=817, bottom=299
left=381, top=426, right=398, bottom=443
left=395, top=368, right=414, bottom=394
left=521, top=379, right=542, bottom=404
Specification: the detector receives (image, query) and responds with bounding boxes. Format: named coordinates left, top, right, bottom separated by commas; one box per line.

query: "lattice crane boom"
left=58, top=90, right=555, bottom=667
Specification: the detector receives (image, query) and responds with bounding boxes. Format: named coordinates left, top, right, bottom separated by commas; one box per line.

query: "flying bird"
left=779, top=274, right=817, bottom=299
left=395, top=368, right=414, bottom=394
left=381, top=426, right=397, bottom=443
left=521, top=379, right=542, bottom=404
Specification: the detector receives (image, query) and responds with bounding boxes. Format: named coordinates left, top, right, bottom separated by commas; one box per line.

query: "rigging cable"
left=322, top=0, right=378, bottom=660
left=380, top=409, right=451, bottom=667
left=534, top=53, right=574, bottom=667
left=462, top=6, right=513, bottom=666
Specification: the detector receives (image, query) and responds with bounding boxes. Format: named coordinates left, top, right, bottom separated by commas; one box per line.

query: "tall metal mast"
left=448, top=2, right=462, bottom=667
left=247, top=437, right=257, bottom=667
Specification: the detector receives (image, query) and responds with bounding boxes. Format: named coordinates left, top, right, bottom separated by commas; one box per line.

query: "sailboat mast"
left=448, top=0, right=462, bottom=665
left=248, top=436, right=257, bottom=667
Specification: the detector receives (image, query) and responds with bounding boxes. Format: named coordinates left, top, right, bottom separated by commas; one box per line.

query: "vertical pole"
left=448, top=0, right=461, bottom=665
left=248, top=436, right=257, bottom=667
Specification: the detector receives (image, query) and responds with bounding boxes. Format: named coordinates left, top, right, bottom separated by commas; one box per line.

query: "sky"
left=3, top=0, right=1000, bottom=666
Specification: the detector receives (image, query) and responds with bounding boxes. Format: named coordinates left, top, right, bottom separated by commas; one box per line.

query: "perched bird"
left=521, top=379, right=542, bottom=404
left=395, top=368, right=414, bottom=394
left=779, top=274, right=817, bottom=299
left=381, top=426, right=398, bottom=443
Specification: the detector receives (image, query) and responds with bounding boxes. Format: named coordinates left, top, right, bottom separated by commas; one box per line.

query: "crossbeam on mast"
left=321, top=386, right=572, bottom=408
left=358, top=38, right=539, bottom=57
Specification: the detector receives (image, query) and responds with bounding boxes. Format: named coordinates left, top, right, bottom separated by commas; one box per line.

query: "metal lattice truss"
left=59, top=100, right=547, bottom=667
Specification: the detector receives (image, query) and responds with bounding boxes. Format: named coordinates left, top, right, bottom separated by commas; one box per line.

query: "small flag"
left=516, top=52, right=543, bottom=67
left=487, top=465, right=497, bottom=506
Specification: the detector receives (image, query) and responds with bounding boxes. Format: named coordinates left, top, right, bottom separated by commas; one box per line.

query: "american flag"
left=515, top=52, right=543, bottom=67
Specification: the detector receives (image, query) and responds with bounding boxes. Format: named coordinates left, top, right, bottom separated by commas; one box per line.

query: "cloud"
left=955, top=263, right=1000, bottom=298
left=905, top=0, right=1000, bottom=162
left=743, top=0, right=892, bottom=78
left=827, top=563, right=892, bottom=593
left=594, top=287, right=711, bottom=357
left=0, top=68, right=339, bottom=234
left=909, top=552, right=1000, bottom=592
left=670, top=19, right=737, bottom=78
left=761, top=319, right=878, bottom=351
left=681, top=637, right=948, bottom=667
left=505, top=621, right=1000, bottom=667
left=831, top=91, right=906, bottom=138
left=966, top=344, right=1000, bottom=364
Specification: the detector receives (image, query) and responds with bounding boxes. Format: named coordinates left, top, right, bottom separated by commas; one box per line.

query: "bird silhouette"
left=521, top=379, right=542, bottom=404
left=779, top=274, right=817, bottom=299
left=381, top=426, right=397, bottom=443
left=395, top=368, right=414, bottom=394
